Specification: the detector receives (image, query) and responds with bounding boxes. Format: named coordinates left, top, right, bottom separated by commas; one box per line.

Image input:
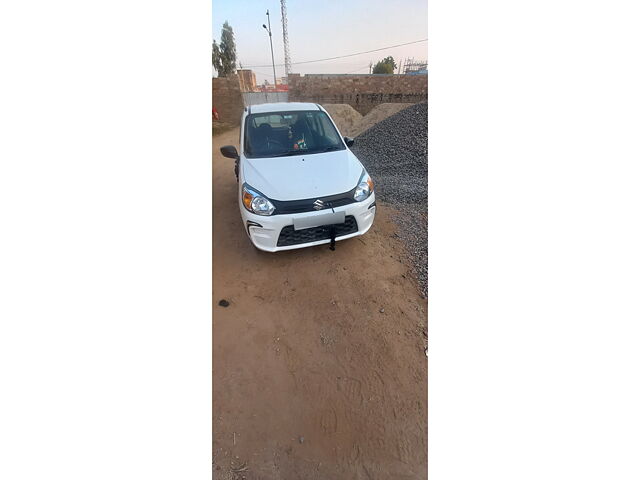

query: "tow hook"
left=329, top=225, right=336, bottom=251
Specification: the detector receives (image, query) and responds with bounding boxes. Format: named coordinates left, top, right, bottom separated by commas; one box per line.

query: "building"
left=402, top=59, right=428, bottom=75
left=258, top=78, right=289, bottom=92
left=237, top=69, right=257, bottom=92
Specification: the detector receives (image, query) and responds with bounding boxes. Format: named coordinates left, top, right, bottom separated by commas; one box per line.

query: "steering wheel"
left=266, top=138, right=285, bottom=149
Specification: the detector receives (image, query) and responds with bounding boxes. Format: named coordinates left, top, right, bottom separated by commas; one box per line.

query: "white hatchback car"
left=220, top=102, right=376, bottom=252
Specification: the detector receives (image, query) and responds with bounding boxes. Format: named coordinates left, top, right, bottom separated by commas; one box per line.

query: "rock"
left=299, top=436, right=304, bottom=444
left=218, top=299, right=230, bottom=307
left=379, top=308, right=385, bottom=313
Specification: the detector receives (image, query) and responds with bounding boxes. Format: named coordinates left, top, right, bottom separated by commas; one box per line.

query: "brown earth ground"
left=213, top=127, right=427, bottom=480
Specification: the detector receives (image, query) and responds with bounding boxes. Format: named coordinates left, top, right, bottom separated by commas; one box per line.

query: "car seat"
left=249, top=123, right=273, bottom=154
left=291, top=118, right=314, bottom=148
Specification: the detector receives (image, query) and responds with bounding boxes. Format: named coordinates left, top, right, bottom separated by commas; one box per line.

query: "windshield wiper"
left=270, top=150, right=302, bottom=157
left=318, top=145, right=343, bottom=153
left=268, top=146, right=343, bottom=157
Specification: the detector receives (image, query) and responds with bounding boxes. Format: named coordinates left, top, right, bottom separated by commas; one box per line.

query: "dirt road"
left=213, top=128, right=427, bottom=479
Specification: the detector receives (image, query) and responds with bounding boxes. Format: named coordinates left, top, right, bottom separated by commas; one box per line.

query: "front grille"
left=277, top=216, right=358, bottom=247
left=270, top=188, right=357, bottom=215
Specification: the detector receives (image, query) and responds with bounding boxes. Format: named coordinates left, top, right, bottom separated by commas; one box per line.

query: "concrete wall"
left=213, top=73, right=428, bottom=122
left=212, top=75, right=244, bottom=125
left=242, top=91, right=289, bottom=106
left=288, top=74, right=427, bottom=115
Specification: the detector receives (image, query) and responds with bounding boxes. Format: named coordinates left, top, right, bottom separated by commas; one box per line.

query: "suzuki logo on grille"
left=313, top=199, right=325, bottom=210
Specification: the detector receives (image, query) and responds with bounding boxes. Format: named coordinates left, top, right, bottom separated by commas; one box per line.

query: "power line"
left=243, top=38, right=427, bottom=68
left=253, top=63, right=371, bottom=77
left=252, top=70, right=276, bottom=78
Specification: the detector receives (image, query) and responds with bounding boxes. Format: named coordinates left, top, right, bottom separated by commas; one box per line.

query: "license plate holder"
left=293, top=211, right=346, bottom=230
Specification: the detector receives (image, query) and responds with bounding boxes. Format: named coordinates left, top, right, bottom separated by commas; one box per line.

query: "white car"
left=220, top=102, right=376, bottom=252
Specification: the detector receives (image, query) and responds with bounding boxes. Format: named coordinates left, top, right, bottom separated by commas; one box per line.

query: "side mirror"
left=344, top=137, right=354, bottom=147
left=220, top=145, right=239, bottom=159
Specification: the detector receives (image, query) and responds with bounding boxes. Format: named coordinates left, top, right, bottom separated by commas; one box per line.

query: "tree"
left=212, top=21, right=237, bottom=77
left=212, top=41, right=222, bottom=74
left=372, top=56, right=397, bottom=74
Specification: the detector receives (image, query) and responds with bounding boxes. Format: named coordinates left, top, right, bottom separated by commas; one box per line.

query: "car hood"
left=242, top=149, right=364, bottom=201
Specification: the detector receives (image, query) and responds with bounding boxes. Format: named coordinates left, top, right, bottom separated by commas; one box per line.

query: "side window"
left=317, top=116, right=326, bottom=137
left=317, top=113, right=341, bottom=143
left=306, top=113, right=326, bottom=138
left=308, top=115, right=317, bottom=136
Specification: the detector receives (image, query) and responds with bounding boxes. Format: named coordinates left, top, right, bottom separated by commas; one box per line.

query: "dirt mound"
left=353, top=103, right=415, bottom=137
left=321, top=104, right=363, bottom=137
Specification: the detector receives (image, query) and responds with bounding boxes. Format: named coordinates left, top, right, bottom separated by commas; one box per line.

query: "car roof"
left=248, top=102, right=322, bottom=114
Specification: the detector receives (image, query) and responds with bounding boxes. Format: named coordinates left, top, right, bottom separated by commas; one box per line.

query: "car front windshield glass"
left=244, top=110, right=345, bottom=158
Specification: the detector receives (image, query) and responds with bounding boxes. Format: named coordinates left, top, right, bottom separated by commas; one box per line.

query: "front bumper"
left=240, top=192, right=376, bottom=252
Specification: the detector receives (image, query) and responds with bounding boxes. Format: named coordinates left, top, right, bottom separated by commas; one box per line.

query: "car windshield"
left=244, top=110, right=346, bottom=158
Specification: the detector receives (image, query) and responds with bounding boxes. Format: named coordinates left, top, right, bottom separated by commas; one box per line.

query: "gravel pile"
left=351, top=102, right=428, bottom=297
left=352, top=103, right=414, bottom=137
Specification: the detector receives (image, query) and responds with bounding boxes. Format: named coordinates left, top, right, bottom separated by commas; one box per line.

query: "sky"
left=212, top=0, right=427, bottom=80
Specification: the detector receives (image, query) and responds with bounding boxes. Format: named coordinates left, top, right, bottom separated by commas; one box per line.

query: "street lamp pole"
left=263, top=10, right=277, bottom=87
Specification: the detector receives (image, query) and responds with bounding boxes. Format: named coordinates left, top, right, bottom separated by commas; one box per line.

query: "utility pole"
left=262, top=10, right=277, bottom=87
left=369, top=61, right=372, bottom=74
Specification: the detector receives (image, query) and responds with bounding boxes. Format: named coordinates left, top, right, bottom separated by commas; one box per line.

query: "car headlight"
left=242, top=184, right=275, bottom=216
left=354, top=170, right=374, bottom=202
